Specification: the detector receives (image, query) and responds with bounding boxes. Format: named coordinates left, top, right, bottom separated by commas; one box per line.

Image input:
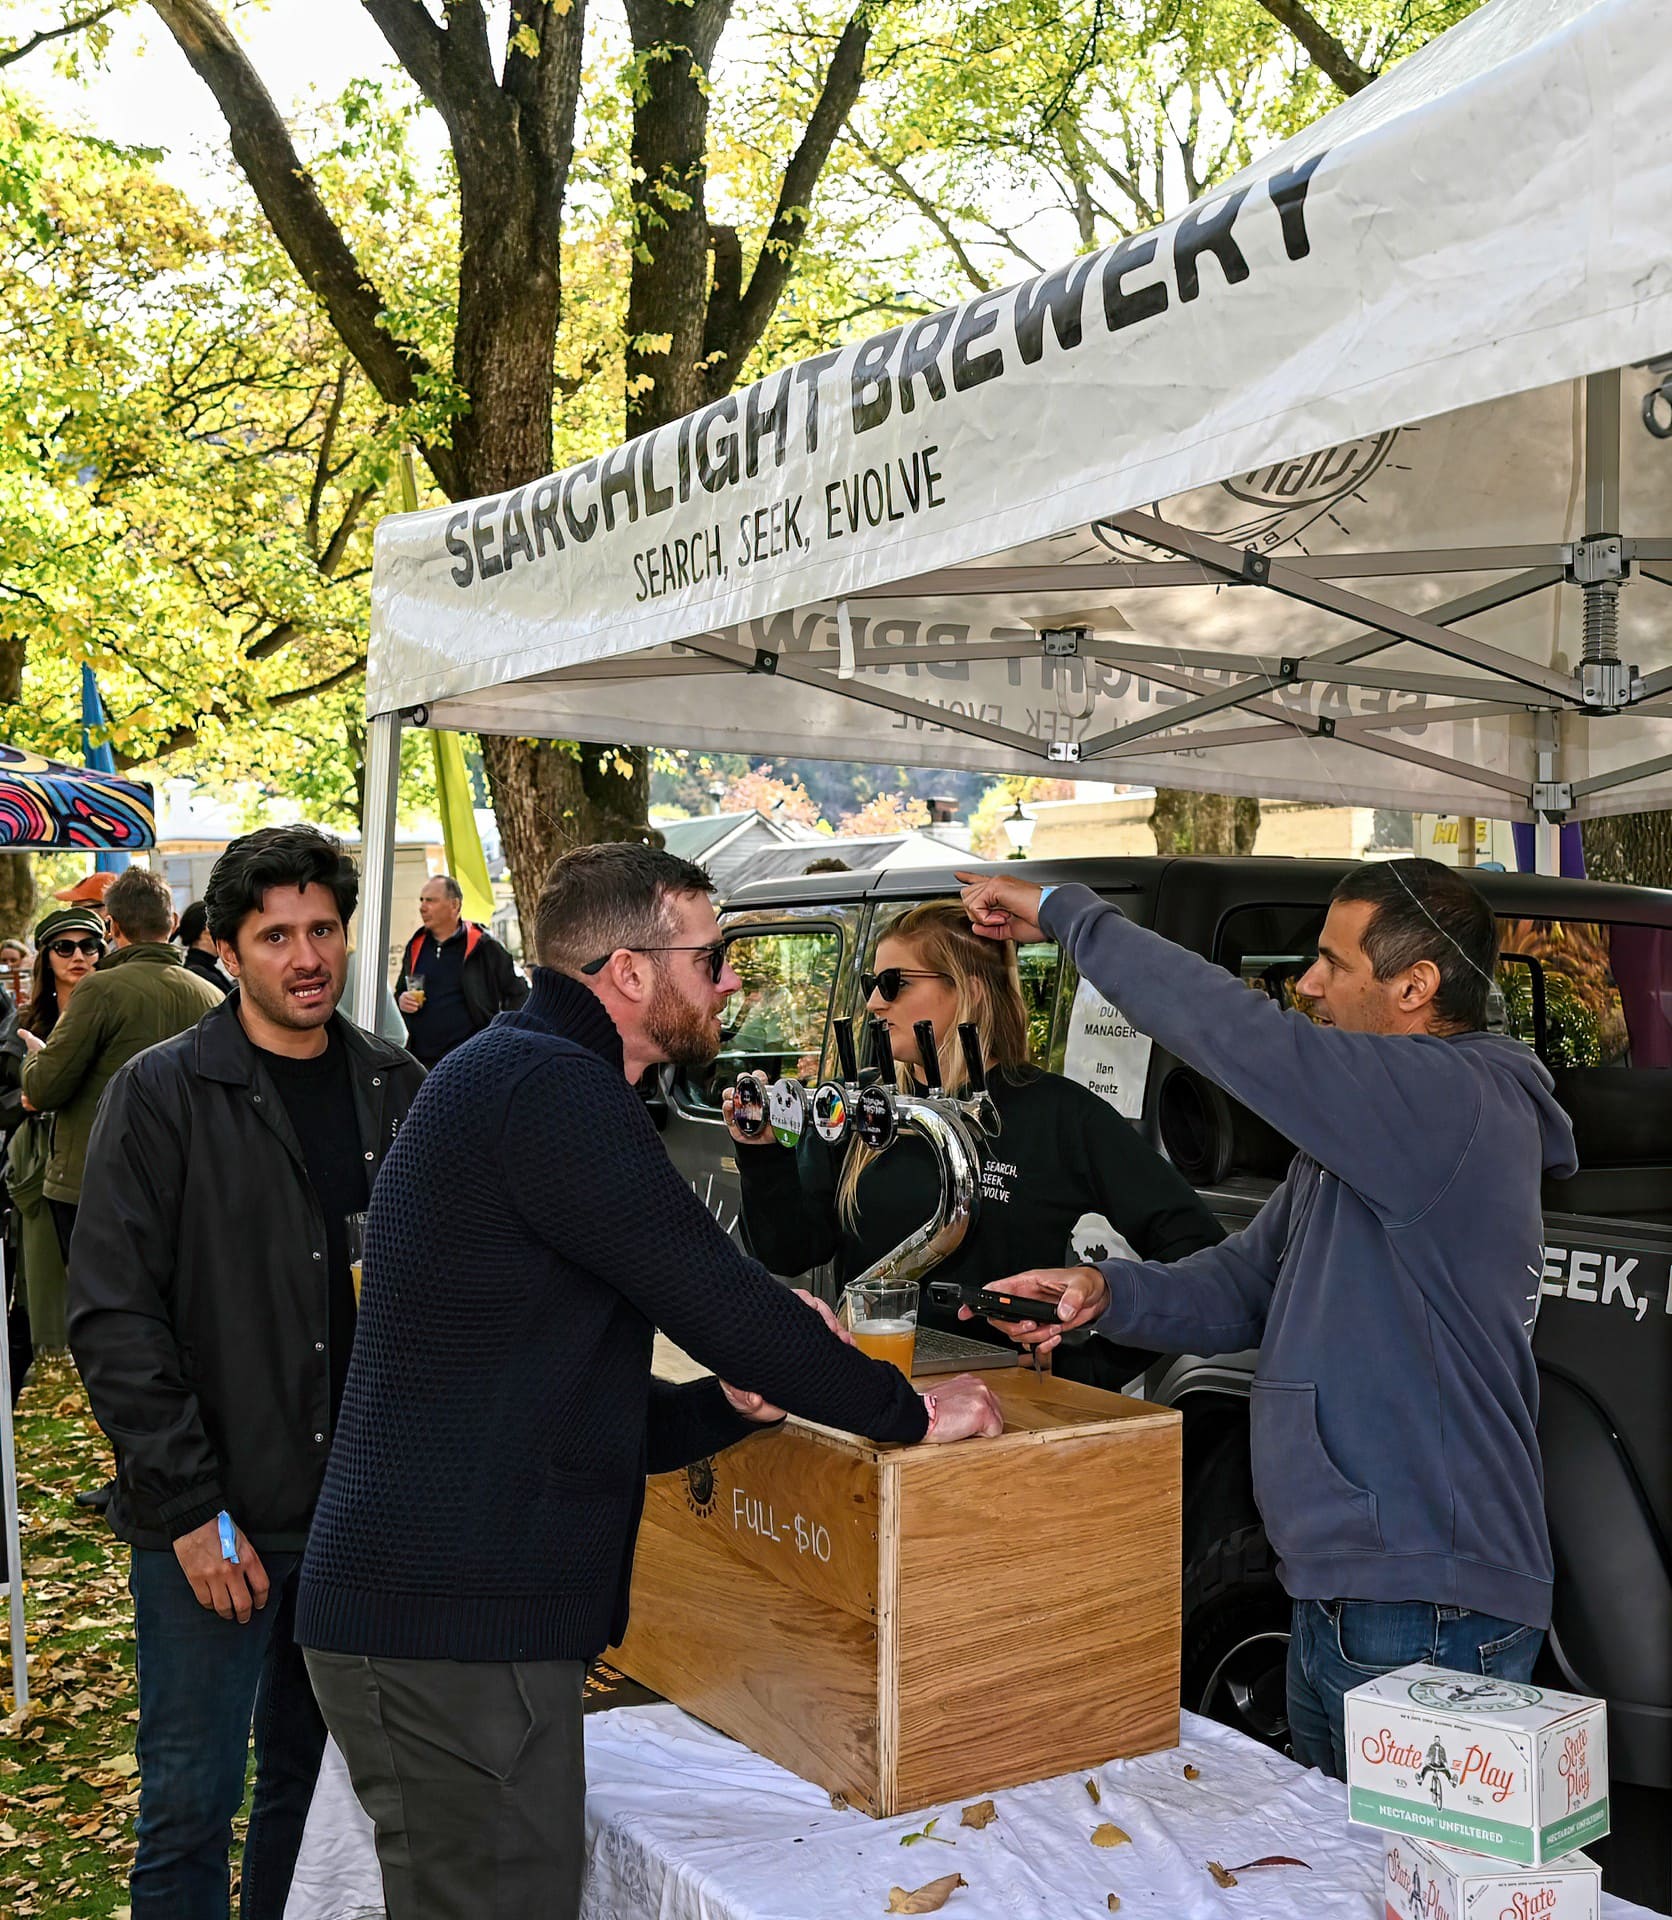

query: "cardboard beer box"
left=1346, top=1664, right=1608, bottom=1865
left=1384, top=1835, right=1601, bottom=1920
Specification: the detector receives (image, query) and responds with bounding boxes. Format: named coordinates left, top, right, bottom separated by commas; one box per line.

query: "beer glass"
left=346, top=1212, right=367, bottom=1305
left=843, top=1279, right=918, bottom=1378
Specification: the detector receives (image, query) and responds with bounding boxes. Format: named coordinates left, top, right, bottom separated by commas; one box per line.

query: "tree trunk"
left=480, top=737, right=657, bottom=943
left=1150, top=789, right=1260, bottom=856
left=0, top=635, right=35, bottom=936
left=1580, top=811, right=1672, bottom=888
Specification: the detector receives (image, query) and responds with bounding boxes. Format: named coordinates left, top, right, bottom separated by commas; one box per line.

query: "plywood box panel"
left=611, top=1346, right=1182, bottom=1816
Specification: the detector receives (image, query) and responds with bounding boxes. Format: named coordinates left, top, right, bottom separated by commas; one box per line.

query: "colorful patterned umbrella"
left=0, top=741, right=154, bottom=851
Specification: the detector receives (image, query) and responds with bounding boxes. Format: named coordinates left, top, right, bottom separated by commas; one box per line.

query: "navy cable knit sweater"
left=296, top=968, right=928, bottom=1663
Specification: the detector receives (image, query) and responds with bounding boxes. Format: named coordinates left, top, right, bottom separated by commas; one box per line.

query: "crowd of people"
left=1, top=828, right=1566, bottom=1920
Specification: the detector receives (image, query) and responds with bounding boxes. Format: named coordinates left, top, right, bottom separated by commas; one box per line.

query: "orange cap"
left=53, top=871, right=118, bottom=905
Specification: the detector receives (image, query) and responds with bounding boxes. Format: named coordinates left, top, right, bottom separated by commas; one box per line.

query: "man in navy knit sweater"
left=298, top=844, right=1002, bottom=1919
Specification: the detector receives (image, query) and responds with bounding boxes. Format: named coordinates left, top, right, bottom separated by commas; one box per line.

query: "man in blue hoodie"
left=956, top=860, right=1577, bottom=1778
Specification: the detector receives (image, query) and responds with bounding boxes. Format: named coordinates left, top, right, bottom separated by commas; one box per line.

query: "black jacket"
left=68, top=995, right=425, bottom=1551
left=399, top=922, right=528, bottom=1038
left=181, top=946, right=234, bottom=996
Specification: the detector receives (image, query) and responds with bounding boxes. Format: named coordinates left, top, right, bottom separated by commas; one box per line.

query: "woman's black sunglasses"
left=581, top=939, right=729, bottom=983
left=861, top=968, right=950, bottom=1003
left=50, top=937, right=106, bottom=960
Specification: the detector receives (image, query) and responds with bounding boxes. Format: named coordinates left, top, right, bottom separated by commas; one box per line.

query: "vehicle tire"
left=1181, top=1523, right=1292, bottom=1753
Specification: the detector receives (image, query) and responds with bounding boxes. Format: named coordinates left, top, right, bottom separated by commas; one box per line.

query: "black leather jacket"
left=68, top=996, right=424, bottom=1551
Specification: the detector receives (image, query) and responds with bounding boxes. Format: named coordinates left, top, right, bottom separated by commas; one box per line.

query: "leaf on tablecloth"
left=1230, top=1856, right=1311, bottom=1872
left=1183, top=1765, right=1200, bottom=1780
left=1085, top=1777, right=1102, bottom=1804
left=959, top=1799, right=998, bottom=1830
left=1090, top=1823, right=1130, bottom=1849
left=1207, top=1860, right=1238, bottom=1887
left=886, top=1871, right=967, bottom=1911
left=900, top=1816, right=954, bottom=1847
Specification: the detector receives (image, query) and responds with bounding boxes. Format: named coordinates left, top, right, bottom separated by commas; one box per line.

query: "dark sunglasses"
left=50, top=937, right=105, bottom=960
left=861, top=967, right=950, bottom=1003
left=581, top=939, right=729, bottom=983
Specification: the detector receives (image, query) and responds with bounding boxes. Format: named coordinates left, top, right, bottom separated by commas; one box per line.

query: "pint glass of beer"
left=843, top=1279, right=918, bottom=1378
left=346, top=1212, right=367, bottom=1305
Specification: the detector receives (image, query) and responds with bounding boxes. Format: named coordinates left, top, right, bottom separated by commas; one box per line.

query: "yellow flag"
left=430, top=731, right=496, bottom=925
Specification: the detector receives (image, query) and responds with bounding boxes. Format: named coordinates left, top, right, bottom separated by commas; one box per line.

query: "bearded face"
left=645, top=961, right=723, bottom=1068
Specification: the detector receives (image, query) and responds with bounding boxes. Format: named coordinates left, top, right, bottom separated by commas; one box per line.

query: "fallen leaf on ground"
left=1084, top=1777, right=1101, bottom=1805
left=1090, top=1823, right=1130, bottom=1849
left=886, top=1872, right=967, bottom=1912
left=900, top=1816, right=954, bottom=1848
left=1107, top=1896, right=1121, bottom=1911
left=959, top=1800, right=997, bottom=1830
left=1229, top=1856, right=1311, bottom=1872
left=108, top=1753, right=138, bottom=1777
left=1207, top=1861, right=1238, bottom=1887
left=1183, top=1765, right=1200, bottom=1780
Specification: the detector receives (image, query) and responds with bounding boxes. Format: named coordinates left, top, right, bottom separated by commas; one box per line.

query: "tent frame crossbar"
left=843, top=546, right=1572, bottom=598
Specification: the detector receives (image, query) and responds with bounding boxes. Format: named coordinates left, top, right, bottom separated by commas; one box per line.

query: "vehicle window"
left=1497, top=919, right=1666, bottom=1068
left=684, top=925, right=841, bottom=1110
left=1218, top=904, right=1672, bottom=1068
left=1016, top=942, right=1059, bottom=1066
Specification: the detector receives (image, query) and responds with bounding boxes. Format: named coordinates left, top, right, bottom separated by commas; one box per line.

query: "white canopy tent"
left=358, top=0, right=1672, bottom=1018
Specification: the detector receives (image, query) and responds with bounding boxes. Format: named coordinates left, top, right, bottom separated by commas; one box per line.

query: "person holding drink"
left=725, top=900, right=1223, bottom=1380
left=65, top=826, right=424, bottom=1920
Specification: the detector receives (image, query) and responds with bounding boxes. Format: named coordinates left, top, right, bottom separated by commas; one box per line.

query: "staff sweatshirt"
left=1040, top=883, right=1578, bottom=1628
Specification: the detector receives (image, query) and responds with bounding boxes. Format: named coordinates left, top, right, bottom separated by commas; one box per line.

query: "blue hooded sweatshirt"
left=1040, top=883, right=1578, bottom=1629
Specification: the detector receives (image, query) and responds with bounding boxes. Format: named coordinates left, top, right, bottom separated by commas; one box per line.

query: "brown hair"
left=837, top=901, right=1030, bottom=1228
left=104, top=867, right=175, bottom=943
left=533, top=841, right=715, bottom=974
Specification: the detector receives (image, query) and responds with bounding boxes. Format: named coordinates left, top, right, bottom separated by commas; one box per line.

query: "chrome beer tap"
left=848, top=1019, right=996, bottom=1291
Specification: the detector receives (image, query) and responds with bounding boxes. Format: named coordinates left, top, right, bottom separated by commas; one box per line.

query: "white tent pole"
left=1533, top=821, right=1561, bottom=874
left=355, top=710, right=404, bottom=1032
left=0, top=1238, right=29, bottom=1716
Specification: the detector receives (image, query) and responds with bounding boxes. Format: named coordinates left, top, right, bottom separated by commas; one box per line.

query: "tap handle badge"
left=914, top=1021, right=941, bottom=1089
left=957, top=1022, right=987, bottom=1092
left=732, top=1071, right=768, bottom=1137
left=868, top=1017, right=896, bottom=1083
left=833, top=1017, right=860, bottom=1085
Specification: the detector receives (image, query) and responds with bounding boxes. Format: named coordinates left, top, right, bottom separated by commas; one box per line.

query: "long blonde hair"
left=836, top=902, right=1030, bottom=1229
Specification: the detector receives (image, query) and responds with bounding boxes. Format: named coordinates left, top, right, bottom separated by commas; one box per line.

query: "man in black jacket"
left=395, top=872, right=526, bottom=1064
left=299, top=843, right=1002, bottom=1920
left=68, top=826, right=424, bottom=1920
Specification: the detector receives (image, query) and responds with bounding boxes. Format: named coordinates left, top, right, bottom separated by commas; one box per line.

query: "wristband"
left=216, top=1510, right=240, bottom=1566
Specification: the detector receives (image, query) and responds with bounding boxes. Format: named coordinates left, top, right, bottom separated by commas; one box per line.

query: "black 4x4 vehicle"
left=655, top=856, right=1671, bottom=1908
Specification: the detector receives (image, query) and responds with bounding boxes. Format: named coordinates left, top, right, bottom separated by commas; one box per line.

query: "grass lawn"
left=3, top=1353, right=148, bottom=1919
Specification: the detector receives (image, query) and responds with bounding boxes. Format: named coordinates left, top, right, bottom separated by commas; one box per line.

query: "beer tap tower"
left=739, top=1015, right=995, bottom=1292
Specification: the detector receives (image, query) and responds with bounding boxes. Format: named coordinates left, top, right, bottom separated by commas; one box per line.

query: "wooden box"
left=609, top=1347, right=1182, bottom=1816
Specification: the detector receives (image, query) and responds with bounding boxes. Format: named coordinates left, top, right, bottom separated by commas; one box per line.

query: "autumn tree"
left=136, top=0, right=891, bottom=934
left=849, top=0, right=1482, bottom=856
left=719, top=765, right=823, bottom=825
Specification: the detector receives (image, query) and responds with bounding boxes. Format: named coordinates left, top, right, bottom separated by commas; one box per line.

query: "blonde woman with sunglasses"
left=724, top=901, right=1222, bottom=1378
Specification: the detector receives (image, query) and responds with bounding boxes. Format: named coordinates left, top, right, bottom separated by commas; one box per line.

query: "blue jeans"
left=1287, top=1598, right=1543, bottom=1780
left=129, top=1547, right=327, bottom=1920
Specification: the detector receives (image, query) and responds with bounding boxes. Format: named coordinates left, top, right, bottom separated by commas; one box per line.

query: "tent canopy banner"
left=0, top=743, right=154, bottom=851
left=369, top=0, right=1672, bottom=823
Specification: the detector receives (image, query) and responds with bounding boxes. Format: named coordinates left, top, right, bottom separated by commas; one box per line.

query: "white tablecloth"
left=288, top=1705, right=1660, bottom=1920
